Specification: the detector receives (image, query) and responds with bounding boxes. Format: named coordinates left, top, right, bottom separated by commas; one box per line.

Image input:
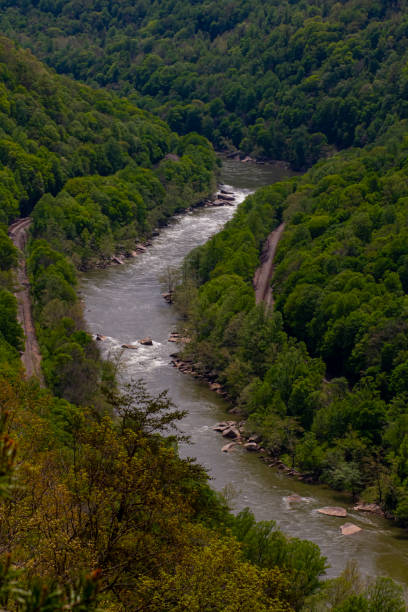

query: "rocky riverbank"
left=84, top=187, right=237, bottom=271
left=171, top=353, right=387, bottom=519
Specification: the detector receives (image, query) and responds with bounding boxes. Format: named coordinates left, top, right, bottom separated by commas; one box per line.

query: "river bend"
left=81, top=160, right=408, bottom=586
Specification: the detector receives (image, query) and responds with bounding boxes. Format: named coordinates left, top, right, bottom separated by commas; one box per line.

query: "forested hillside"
left=1, top=0, right=408, bottom=167
left=2, top=0, right=408, bottom=606
left=180, top=120, right=408, bottom=525
left=0, top=35, right=217, bottom=265
left=0, top=35, right=331, bottom=612
left=0, top=35, right=217, bottom=407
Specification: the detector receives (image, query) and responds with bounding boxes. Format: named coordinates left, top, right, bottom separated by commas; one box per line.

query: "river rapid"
left=81, top=159, right=408, bottom=587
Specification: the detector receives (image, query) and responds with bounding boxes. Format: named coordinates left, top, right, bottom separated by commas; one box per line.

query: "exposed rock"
left=242, top=155, right=255, bottom=163
left=248, top=435, right=262, bottom=443
left=222, top=426, right=240, bottom=439
left=168, top=332, right=180, bottom=342
left=135, top=244, right=147, bottom=252
left=213, top=422, right=230, bottom=432
left=353, top=503, right=384, bottom=516
left=217, top=193, right=235, bottom=201
left=129, top=251, right=138, bottom=257
left=285, top=494, right=303, bottom=503
left=121, top=344, right=138, bottom=349
left=96, top=334, right=106, bottom=341
left=112, top=256, right=124, bottom=264
left=340, top=523, right=362, bottom=535
left=162, top=292, right=173, bottom=304
left=139, top=337, right=153, bottom=346
left=210, top=382, right=222, bottom=391
left=220, top=189, right=234, bottom=195
left=222, top=442, right=236, bottom=452
left=244, top=442, right=260, bottom=451
left=317, top=507, right=347, bottom=517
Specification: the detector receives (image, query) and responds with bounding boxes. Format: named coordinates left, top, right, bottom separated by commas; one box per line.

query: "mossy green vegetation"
left=180, top=121, right=408, bottom=522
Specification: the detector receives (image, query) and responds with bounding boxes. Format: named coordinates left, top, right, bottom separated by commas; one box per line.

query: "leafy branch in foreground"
left=105, top=378, right=188, bottom=441
left=0, top=404, right=101, bottom=612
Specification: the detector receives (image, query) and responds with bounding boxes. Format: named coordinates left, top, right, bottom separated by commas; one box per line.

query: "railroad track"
left=8, top=217, right=43, bottom=383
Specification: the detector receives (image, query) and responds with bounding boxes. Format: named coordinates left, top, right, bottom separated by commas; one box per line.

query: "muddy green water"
left=81, top=159, right=408, bottom=587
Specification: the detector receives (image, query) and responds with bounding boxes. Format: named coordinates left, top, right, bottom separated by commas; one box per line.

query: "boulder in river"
left=96, top=334, right=106, bottom=341
left=340, top=523, right=362, bottom=535
left=244, top=442, right=260, bottom=451
left=317, top=507, right=347, bottom=517
left=222, top=442, right=236, bottom=453
left=353, top=503, right=384, bottom=516
left=139, top=337, right=153, bottom=346
left=285, top=494, right=303, bottom=503
left=168, top=331, right=180, bottom=342
left=222, top=426, right=240, bottom=439
left=210, top=382, right=222, bottom=391
left=213, top=422, right=230, bottom=432
left=112, top=256, right=124, bottom=264
left=121, top=344, right=138, bottom=350
left=217, top=193, right=235, bottom=201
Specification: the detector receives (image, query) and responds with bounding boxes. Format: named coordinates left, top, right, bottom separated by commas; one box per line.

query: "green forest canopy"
left=1, top=0, right=408, bottom=167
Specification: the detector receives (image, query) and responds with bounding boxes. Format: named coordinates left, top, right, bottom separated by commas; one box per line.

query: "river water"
left=81, top=159, right=408, bottom=587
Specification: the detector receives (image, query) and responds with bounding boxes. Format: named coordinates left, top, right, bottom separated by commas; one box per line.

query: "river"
left=81, top=159, right=408, bottom=587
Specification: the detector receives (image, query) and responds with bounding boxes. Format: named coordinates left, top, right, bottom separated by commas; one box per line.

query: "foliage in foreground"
left=0, top=371, right=329, bottom=611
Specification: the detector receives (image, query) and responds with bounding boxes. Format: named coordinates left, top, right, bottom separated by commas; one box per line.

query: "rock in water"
left=222, top=426, right=240, bottom=439
left=340, top=523, right=362, bottom=535
left=285, top=494, right=303, bottom=503
left=139, top=337, right=153, bottom=346
left=213, top=422, right=229, bottom=432
left=121, top=344, right=138, bottom=350
left=244, top=442, right=260, bottom=451
left=317, top=507, right=347, bottom=517
left=217, top=193, right=235, bottom=201
left=353, top=503, right=383, bottom=516
left=222, top=442, right=236, bottom=452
